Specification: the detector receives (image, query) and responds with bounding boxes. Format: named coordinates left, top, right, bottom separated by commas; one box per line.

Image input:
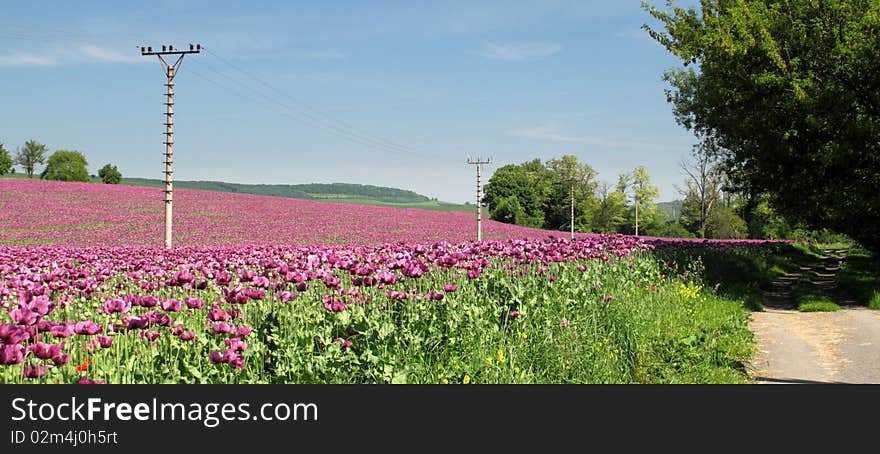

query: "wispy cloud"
left=79, top=45, right=144, bottom=63
left=0, top=53, right=56, bottom=67
left=511, top=123, right=685, bottom=152
left=0, top=45, right=146, bottom=67
left=482, top=42, right=562, bottom=61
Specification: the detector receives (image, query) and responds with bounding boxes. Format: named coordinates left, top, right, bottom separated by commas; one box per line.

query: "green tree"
left=98, top=163, right=122, bottom=184
left=745, top=193, right=793, bottom=240
left=643, top=0, right=880, bottom=251
left=594, top=181, right=628, bottom=233
left=624, top=165, right=660, bottom=236
left=0, top=143, right=12, bottom=175
left=15, top=140, right=47, bottom=178
left=483, top=162, right=548, bottom=228
left=679, top=136, right=723, bottom=238
left=491, top=195, right=527, bottom=225
left=546, top=155, right=598, bottom=237
left=706, top=204, right=748, bottom=240
left=41, top=150, right=90, bottom=182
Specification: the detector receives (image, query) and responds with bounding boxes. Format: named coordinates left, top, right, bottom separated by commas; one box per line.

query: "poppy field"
left=1, top=179, right=767, bottom=383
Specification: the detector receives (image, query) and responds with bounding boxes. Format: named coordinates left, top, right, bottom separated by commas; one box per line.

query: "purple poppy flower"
left=74, top=321, right=102, bottom=335
left=146, top=312, right=173, bottom=327
left=225, top=337, right=248, bottom=352
left=278, top=291, right=297, bottom=303
left=209, top=351, right=224, bottom=364
left=28, top=342, right=65, bottom=360
left=179, top=331, right=195, bottom=341
left=124, top=316, right=150, bottom=330
left=23, top=363, right=50, bottom=379
left=466, top=269, right=482, bottom=279
left=35, top=319, right=58, bottom=332
left=252, top=276, right=270, bottom=288
left=26, top=295, right=55, bottom=316
left=103, top=297, right=131, bottom=314
left=295, top=282, right=308, bottom=292
left=548, top=274, right=557, bottom=282
left=333, top=337, right=353, bottom=349
left=0, top=344, right=25, bottom=365
left=97, top=336, right=113, bottom=348
left=1, top=325, right=31, bottom=344
left=442, top=284, right=457, bottom=293
left=509, top=310, right=520, bottom=319
left=135, top=296, right=159, bottom=308
left=161, top=298, right=182, bottom=312
left=212, top=323, right=236, bottom=334
left=53, top=354, right=71, bottom=366
left=427, top=291, right=444, bottom=301
left=9, top=306, right=39, bottom=326
left=602, top=295, right=614, bottom=303
left=236, top=325, right=252, bottom=338
left=171, top=324, right=185, bottom=336
left=77, top=376, right=104, bottom=384
left=49, top=323, right=76, bottom=338
left=207, top=304, right=229, bottom=322
left=185, top=296, right=205, bottom=309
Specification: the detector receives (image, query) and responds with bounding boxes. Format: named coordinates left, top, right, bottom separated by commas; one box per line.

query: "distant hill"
left=116, top=177, right=470, bottom=211
left=656, top=200, right=683, bottom=221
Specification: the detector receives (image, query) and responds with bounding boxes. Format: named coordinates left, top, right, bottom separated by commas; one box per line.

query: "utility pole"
left=467, top=157, right=491, bottom=241
left=634, top=192, right=639, bottom=236
left=139, top=43, right=201, bottom=249
left=570, top=185, right=575, bottom=240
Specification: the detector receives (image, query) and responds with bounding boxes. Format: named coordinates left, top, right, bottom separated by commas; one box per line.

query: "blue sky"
left=0, top=0, right=698, bottom=204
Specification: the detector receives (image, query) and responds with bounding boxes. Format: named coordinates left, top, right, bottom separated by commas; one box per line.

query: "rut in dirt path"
left=749, top=249, right=880, bottom=384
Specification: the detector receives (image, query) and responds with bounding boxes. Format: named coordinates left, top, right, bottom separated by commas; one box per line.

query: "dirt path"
left=748, top=249, right=880, bottom=384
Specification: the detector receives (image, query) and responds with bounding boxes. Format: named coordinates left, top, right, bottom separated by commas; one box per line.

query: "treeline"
left=121, top=180, right=431, bottom=204
left=0, top=139, right=121, bottom=184
left=484, top=152, right=845, bottom=242
left=483, top=155, right=690, bottom=238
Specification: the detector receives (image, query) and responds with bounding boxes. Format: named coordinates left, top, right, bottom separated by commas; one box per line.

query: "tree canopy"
left=15, top=140, right=47, bottom=178
left=41, top=150, right=90, bottom=182
left=0, top=143, right=12, bottom=175
left=99, top=163, right=122, bottom=184
left=643, top=0, right=880, bottom=251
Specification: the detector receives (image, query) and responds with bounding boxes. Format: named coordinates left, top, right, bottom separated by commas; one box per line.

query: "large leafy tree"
left=623, top=165, right=660, bottom=236
left=679, top=136, right=723, bottom=237
left=41, top=150, right=90, bottom=182
left=0, top=143, right=12, bottom=175
left=98, top=163, right=122, bottom=184
left=483, top=161, right=550, bottom=228
left=545, top=155, right=598, bottom=236
left=643, top=0, right=880, bottom=251
left=15, top=140, right=47, bottom=178
left=594, top=180, right=628, bottom=233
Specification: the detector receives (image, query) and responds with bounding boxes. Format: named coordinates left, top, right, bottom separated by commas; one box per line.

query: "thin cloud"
left=511, top=123, right=686, bottom=152
left=0, top=53, right=56, bottom=67
left=482, top=42, right=562, bottom=61
left=79, top=45, right=144, bottom=63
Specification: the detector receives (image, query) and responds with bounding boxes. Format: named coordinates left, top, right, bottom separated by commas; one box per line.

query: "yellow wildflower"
left=514, top=367, right=521, bottom=374
left=496, top=349, right=506, bottom=363
left=484, top=358, right=493, bottom=366
left=463, top=375, right=471, bottom=384
left=441, top=378, right=449, bottom=384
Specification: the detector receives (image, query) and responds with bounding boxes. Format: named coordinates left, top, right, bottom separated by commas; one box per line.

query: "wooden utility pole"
left=467, top=157, right=491, bottom=241
left=140, top=44, right=201, bottom=248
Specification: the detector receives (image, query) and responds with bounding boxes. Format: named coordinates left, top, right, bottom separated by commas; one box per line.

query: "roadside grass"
left=653, top=242, right=819, bottom=312
left=837, top=247, right=880, bottom=310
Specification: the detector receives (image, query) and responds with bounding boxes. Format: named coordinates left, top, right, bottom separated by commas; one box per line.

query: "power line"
left=201, top=47, right=438, bottom=158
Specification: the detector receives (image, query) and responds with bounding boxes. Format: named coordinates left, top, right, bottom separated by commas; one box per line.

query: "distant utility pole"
left=467, top=157, right=491, bottom=241
left=139, top=43, right=201, bottom=249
